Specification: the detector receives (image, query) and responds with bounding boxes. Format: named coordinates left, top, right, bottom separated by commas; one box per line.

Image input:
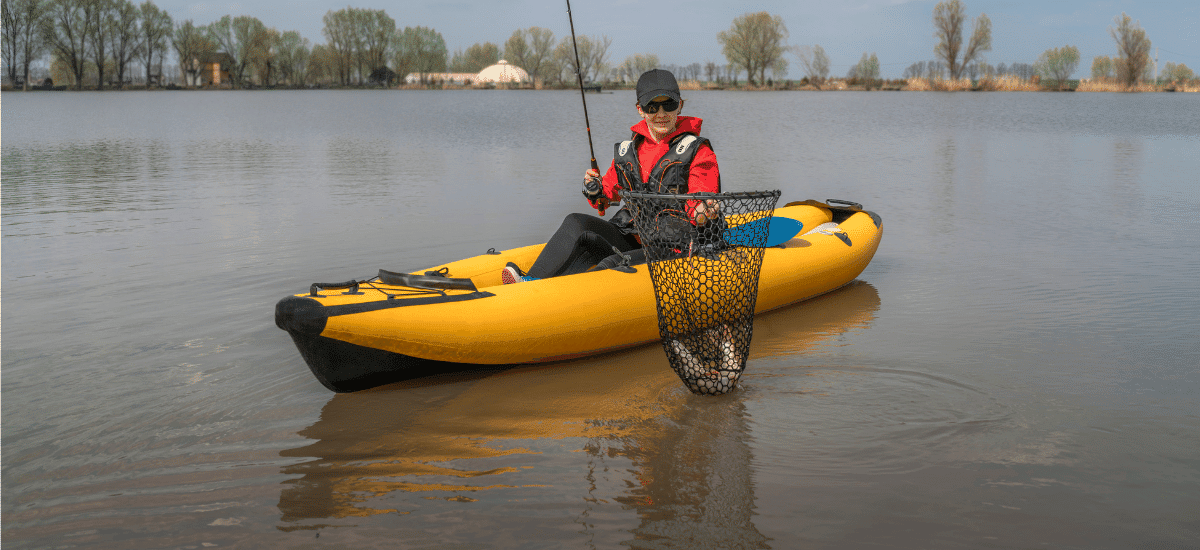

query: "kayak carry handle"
left=826, top=199, right=863, bottom=211
left=311, top=280, right=360, bottom=296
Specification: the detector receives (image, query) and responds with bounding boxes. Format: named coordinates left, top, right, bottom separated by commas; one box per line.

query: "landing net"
left=622, top=190, right=781, bottom=395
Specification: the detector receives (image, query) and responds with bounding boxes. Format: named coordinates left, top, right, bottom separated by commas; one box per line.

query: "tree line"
left=3, top=0, right=1190, bottom=91
left=3, top=0, right=173, bottom=89
left=715, top=1, right=1189, bottom=90
left=0, top=1, right=618, bottom=89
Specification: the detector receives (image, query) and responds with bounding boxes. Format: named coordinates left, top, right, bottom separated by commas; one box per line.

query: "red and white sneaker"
left=501, top=262, right=536, bottom=284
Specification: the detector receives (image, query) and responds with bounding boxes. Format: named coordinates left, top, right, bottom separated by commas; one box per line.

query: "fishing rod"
left=565, top=0, right=600, bottom=178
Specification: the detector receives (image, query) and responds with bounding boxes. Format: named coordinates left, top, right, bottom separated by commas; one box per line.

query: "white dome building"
left=475, top=60, right=530, bottom=84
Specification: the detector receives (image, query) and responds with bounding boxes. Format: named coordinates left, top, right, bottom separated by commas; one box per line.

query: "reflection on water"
left=616, top=398, right=767, bottom=549
left=752, top=281, right=879, bottom=359
left=3, top=140, right=174, bottom=222
left=275, top=283, right=880, bottom=544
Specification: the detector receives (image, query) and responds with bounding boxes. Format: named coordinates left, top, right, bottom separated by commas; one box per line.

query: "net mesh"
left=622, top=190, right=781, bottom=395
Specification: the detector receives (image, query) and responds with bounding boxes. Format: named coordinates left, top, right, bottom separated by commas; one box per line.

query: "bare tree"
left=704, top=61, right=718, bottom=82
left=932, top=0, right=991, bottom=80
left=552, top=34, right=611, bottom=85
left=3, top=0, right=50, bottom=89
left=391, top=26, right=446, bottom=84
left=1110, top=13, right=1151, bottom=87
left=107, top=0, right=139, bottom=87
left=324, top=8, right=352, bottom=84
left=524, top=27, right=554, bottom=86
left=206, top=15, right=241, bottom=86
left=136, top=0, right=170, bottom=86
left=316, top=8, right=393, bottom=83
left=503, top=30, right=527, bottom=69
left=83, top=0, right=117, bottom=89
left=206, top=15, right=270, bottom=88
left=244, top=24, right=277, bottom=86
left=551, top=36, right=576, bottom=86
left=552, top=36, right=576, bottom=86
left=855, top=52, right=880, bottom=89
left=42, top=0, right=92, bottom=88
left=171, top=19, right=210, bottom=86
left=930, top=60, right=947, bottom=79
left=274, top=30, right=309, bottom=86
left=587, top=35, right=612, bottom=82
left=2, top=0, right=21, bottom=85
left=902, top=62, right=920, bottom=79
left=1011, top=62, right=1033, bottom=80
left=794, top=44, right=829, bottom=88
left=620, top=53, right=659, bottom=83
left=1034, top=45, right=1079, bottom=89
left=547, top=37, right=573, bottom=86
left=306, top=43, right=334, bottom=85
left=501, top=27, right=554, bottom=86
left=1090, top=55, right=1113, bottom=81
left=717, top=11, right=788, bottom=87
left=359, top=9, right=393, bottom=82
left=449, top=41, right=499, bottom=73
left=1160, top=63, right=1192, bottom=84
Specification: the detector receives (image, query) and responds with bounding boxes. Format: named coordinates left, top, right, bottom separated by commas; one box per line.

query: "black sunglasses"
left=641, top=98, right=680, bottom=114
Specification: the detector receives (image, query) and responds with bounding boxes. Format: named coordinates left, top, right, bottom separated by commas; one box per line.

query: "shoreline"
left=4, top=78, right=1197, bottom=93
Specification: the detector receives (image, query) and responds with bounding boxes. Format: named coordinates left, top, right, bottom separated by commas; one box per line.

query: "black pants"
left=528, top=213, right=641, bottom=279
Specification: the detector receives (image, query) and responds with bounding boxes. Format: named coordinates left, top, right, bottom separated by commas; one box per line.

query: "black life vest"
left=612, top=132, right=716, bottom=194
left=608, top=132, right=717, bottom=234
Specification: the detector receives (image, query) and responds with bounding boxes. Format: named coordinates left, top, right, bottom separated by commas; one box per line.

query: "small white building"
left=474, top=60, right=530, bottom=84
left=405, top=60, right=531, bottom=87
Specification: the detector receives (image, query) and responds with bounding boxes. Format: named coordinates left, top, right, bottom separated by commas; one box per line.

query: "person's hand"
left=582, top=169, right=603, bottom=201
left=694, top=199, right=720, bottom=225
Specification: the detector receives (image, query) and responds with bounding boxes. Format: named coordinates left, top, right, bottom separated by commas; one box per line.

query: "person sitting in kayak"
left=502, top=69, right=721, bottom=284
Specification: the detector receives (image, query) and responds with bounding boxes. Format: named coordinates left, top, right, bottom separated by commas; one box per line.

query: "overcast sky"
left=158, top=0, right=1196, bottom=78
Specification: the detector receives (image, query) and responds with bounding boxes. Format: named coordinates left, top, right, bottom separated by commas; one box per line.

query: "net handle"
left=621, top=190, right=781, bottom=201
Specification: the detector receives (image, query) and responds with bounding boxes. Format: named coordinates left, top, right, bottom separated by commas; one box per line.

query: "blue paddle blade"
left=723, top=216, right=804, bottom=248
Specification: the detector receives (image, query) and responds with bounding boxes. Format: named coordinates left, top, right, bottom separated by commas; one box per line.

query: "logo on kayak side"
left=675, top=135, right=697, bottom=155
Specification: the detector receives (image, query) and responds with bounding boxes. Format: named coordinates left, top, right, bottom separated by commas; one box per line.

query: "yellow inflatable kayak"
left=276, top=199, right=882, bottom=391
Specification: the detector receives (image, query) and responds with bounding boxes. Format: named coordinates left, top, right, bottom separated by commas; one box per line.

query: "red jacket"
left=596, top=116, right=720, bottom=207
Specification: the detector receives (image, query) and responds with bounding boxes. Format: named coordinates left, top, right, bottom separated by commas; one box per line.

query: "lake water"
left=3, top=89, right=1198, bottom=549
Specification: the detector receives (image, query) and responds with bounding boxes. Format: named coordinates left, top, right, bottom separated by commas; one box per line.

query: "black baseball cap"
left=636, top=69, right=681, bottom=105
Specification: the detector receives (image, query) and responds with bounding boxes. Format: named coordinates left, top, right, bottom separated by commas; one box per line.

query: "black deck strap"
left=378, top=269, right=478, bottom=292
left=320, top=290, right=495, bottom=319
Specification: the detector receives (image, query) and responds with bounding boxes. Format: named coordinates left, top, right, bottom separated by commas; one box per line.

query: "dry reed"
left=1077, top=79, right=1126, bottom=92
left=976, top=75, right=1041, bottom=91
left=1076, top=79, right=1171, bottom=92
left=903, top=77, right=974, bottom=91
